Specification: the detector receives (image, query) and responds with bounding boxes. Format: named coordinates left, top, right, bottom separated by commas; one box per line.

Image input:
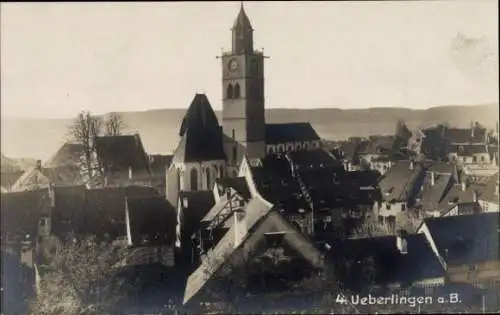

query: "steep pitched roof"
left=232, top=3, right=253, bottom=30
left=183, top=196, right=324, bottom=305
left=172, top=94, right=226, bottom=163
left=287, top=149, right=342, bottom=169
left=1, top=189, right=51, bottom=241
left=378, top=161, right=425, bottom=202
left=44, top=142, right=83, bottom=167
left=10, top=167, right=66, bottom=191
left=95, top=134, right=151, bottom=175
left=444, top=127, right=486, bottom=144
left=215, top=177, right=252, bottom=201
left=449, top=144, right=489, bottom=156
left=50, top=185, right=160, bottom=240
left=265, top=123, right=320, bottom=145
left=357, top=136, right=394, bottom=155
left=126, top=196, right=177, bottom=246
left=421, top=212, right=499, bottom=265
left=326, top=234, right=445, bottom=287
left=1, top=171, right=24, bottom=190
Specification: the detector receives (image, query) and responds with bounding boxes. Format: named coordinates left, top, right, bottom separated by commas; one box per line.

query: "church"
left=166, top=4, right=321, bottom=205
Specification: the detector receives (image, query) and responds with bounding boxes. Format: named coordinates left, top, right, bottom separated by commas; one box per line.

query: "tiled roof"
left=183, top=196, right=324, bottom=305
left=95, top=134, right=151, bottom=175
left=325, top=234, right=445, bottom=287
left=11, top=167, right=66, bottom=191
left=44, top=142, right=83, bottom=167
left=1, top=171, right=24, bottom=190
left=183, top=197, right=274, bottom=305
left=286, top=149, right=342, bottom=169
left=421, top=212, right=500, bottom=265
left=356, top=136, right=394, bottom=156
left=418, top=170, right=485, bottom=215
left=444, top=127, right=486, bottom=144
left=149, top=154, right=173, bottom=175
left=378, top=161, right=425, bottom=202
left=339, top=140, right=362, bottom=161
left=426, top=162, right=458, bottom=175
left=126, top=196, right=176, bottom=246
left=251, top=154, right=309, bottom=213
left=178, top=190, right=216, bottom=241
left=173, top=94, right=226, bottom=163
left=265, top=123, right=320, bottom=145
left=215, top=176, right=252, bottom=200
left=51, top=185, right=160, bottom=240
left=448, top=144, right=489, bottom=156
left=1, top=189, right=51, bottom=241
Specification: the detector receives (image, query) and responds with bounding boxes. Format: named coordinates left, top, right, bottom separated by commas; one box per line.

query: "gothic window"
left=233, top=145, right=238, bottom=164
left=234, top=83, right=241, bottom=98
left=190, top=168, right=198, bottom=191
left=206, top=168, right=211, bottom=190
left=227, top=84, right=234, bottom=99
left=176, top=168, right=181, bottom=190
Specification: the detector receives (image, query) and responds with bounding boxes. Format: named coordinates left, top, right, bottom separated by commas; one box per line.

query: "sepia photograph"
left=1, top=1, right=499, bottom=314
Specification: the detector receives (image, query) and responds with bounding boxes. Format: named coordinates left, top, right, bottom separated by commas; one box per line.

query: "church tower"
left=221, top=3, right=266, bottom=170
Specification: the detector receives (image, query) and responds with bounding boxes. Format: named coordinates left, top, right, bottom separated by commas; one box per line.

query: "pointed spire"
left=232, top=1, right=254, bottom=54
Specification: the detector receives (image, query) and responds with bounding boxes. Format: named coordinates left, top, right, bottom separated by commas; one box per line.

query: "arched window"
left=233, top=145, right=238, bottom=164
left=234, top=83, right=241, bottom=98
left=227, top=84, right=234, bottom=99
left=176, top=168, right=181, bottom=190
left=190, top=168, right=198, bottom=191
left=206, top=168, right=211, bottom=190
left=269, top=147, right=275, bottom=154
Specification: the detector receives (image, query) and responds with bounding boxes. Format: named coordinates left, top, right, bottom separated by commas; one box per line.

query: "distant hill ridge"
left=1, top=103, right=498, bottom=160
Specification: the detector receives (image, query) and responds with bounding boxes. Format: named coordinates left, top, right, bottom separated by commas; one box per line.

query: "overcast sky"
left=1, top=1, right=498, bottom=119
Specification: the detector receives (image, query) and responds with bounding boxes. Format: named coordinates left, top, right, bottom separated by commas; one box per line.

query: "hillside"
left=1, top=103, right=498, bottom=161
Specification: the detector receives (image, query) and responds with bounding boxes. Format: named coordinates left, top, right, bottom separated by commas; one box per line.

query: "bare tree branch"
left=104, top=113, right=125, bottom=136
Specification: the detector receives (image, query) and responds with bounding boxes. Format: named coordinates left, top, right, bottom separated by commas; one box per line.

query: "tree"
left=68, top=111, right=103, bottom=185
left=68, top=111, right=125, bottom=186
left=30, top=236, right=134, bottom=315
left=104, top=113, right=125, bottom=136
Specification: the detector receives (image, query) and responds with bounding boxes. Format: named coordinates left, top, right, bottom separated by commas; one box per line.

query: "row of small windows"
left=227, top=84, right=241, bottom=99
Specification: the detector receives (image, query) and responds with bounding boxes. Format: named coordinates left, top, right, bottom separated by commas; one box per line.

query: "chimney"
left=48, top=183, right=55, bottom=208
left=183, top=196, right=189, bottom=209
left=233, top=209, right=247, bottom=249
left=471, top=121, right=475, bottom=138
left=396, top=229, right=408, bottom=255
left=128, top=166, right=133, bottom=180
left=35, top=160, right=42, bottom=171
left=430, top=172, right=435, bottom=186
left=473, top=190, right=478, bottom=203
left=409, top=160, right=414, bottom=170
left=104, top=176, right=108, bottom=187
left=461, top=180, right=467, bottom=192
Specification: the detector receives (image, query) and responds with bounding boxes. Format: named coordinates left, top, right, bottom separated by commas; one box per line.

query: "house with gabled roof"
left=323, top=230, right=445, bottom=292
left=417, top=213, right=500, bottom=289
left=182, top=192, right=326, bottom=307
left=10, top=160, right=82, bottom=192
left=375, top=160, right=426, bottom=230
left=416, top=162, right=484, bottom=217
left=95, top=133, right=152, bottom=186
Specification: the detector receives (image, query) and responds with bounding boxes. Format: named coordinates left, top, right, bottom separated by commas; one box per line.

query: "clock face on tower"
left=229, top=59, right=239, bottom=72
